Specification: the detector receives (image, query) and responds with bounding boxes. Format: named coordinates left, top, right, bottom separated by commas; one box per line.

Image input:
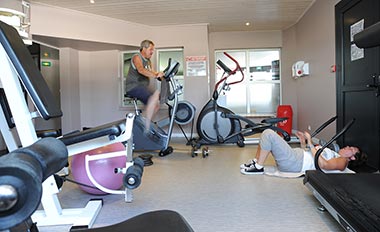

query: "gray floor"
left=37, top=142, right=343, bottom=232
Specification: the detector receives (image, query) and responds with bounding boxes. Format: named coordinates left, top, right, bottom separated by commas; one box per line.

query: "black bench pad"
left=60, top=119, right=126, bottom=146
left=71, top=210, right=194, bottom=232
left=304, top=171, right=380, bottom=232
left=0, top=21, right=62, bottom=119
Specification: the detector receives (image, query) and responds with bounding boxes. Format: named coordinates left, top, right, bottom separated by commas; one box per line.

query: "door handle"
left=366, top=74, right=380, bottom=97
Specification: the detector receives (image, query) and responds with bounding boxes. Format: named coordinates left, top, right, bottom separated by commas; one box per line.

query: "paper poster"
left=351, top=44, right=364, bottom=61
left=186, top=56, right=207, bottom=77
left=350, top=19, right=364, bottom=61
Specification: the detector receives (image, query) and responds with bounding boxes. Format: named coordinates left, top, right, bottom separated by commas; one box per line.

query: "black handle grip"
left=314, top=118, right=355, bottom=171
left=354, top=21, right=380, bottom=48
left=217, top=59, right=232, bottom=74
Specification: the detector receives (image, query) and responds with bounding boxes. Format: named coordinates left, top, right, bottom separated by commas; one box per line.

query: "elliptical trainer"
left=193, top=52, right=290, bottom=150
left=131, top=58, right=181, bottom=156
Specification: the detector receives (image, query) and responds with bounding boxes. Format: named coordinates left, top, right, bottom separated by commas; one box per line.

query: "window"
left=120, top=48, right=184, bottom=107
left=157, top=48, right=184, bottom=102
left=215, top=49, right=281, bottom=116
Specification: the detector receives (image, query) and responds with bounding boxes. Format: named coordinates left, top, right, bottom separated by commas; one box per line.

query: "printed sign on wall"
left=186, top=56, right=207, bottom=77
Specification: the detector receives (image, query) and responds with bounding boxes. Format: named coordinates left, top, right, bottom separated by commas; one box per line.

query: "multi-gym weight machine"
left=0, top=19, right=145, bottom=229
left=0, top=137, right=194, bottom=232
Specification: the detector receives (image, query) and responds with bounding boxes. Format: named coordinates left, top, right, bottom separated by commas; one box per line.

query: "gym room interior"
left=1, top=0, right=379, bottom=231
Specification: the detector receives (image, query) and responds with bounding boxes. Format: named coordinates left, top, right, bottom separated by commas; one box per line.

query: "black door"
left=336, top=0, right=380, bottom=171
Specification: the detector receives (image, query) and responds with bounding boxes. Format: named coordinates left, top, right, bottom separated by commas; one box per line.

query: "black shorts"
left=126, top=86, right=153, bottom=105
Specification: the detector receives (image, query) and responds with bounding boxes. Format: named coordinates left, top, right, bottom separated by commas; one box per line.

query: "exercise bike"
left=191, top=52, right=290, bottom=153
left=131, top=58, right=182, bottom=157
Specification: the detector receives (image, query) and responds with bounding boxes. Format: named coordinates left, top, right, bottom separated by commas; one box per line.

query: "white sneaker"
left=240, top=159, right=256, bottom=169
left=240, top=163, right=264, bottom=175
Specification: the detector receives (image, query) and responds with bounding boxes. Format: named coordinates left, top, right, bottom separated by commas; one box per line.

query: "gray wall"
left=59, top=48, right=81, bottom=134
left=282, top=0, right=340, bottom=140
left=78, top=50, right=126, bottom=127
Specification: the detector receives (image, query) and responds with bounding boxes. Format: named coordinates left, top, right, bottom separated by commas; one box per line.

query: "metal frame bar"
left=0, top=41, right=137, bottom=228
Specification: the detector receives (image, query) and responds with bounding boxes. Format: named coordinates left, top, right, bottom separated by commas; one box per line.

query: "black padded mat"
left=304, top=171, right=380, bottom=231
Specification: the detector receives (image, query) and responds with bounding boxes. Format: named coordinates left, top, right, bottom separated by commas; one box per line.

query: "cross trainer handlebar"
left=214, top=52, right=244, bottom=93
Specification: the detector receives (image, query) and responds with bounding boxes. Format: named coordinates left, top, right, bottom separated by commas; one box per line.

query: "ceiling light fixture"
left=245, top=22, right=250, bottom=26
left=90, top=0, right=95, bottom=3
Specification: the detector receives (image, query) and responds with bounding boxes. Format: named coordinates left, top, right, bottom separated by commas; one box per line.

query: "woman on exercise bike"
left=240, top=129, right=362, bottom=175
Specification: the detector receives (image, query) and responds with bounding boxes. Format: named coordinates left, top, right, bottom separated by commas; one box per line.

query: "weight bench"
left=0, top=19, right=138, bottom=229
left=304, top=20, right=380, bottom=230
left=0, top=138, right=194, bottom=232
left=304, top=172, right=380, bottom=231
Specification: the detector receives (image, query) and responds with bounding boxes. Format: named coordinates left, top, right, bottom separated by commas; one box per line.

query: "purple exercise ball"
left=71, top=143, right=126, bottom=195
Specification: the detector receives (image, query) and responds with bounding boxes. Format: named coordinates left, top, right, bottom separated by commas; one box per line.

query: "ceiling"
left=30, top=0, right=315, bottom=32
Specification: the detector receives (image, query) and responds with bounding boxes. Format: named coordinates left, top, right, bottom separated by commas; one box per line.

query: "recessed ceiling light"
left=245, top=22, right=250, bottom=26
left=90, top=0, right=95, bottom=3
